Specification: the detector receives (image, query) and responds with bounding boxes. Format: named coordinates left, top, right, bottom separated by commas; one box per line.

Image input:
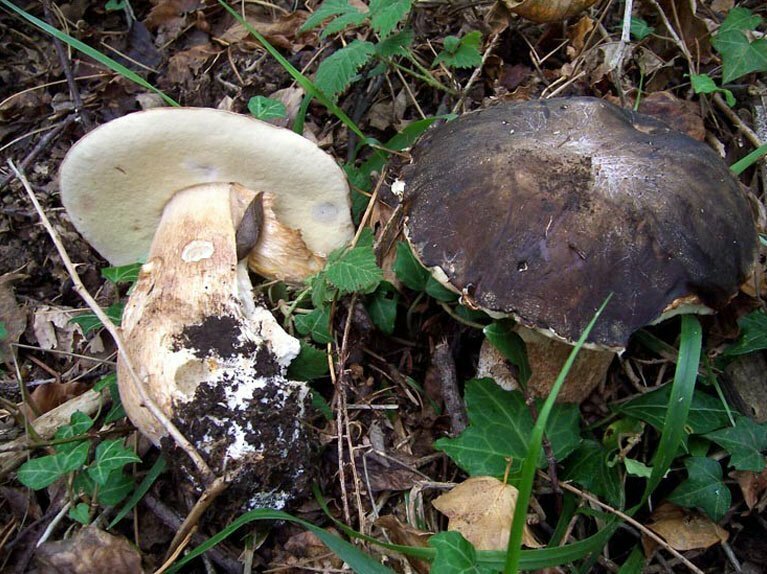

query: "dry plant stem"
left=163, top=476, right=229, bottom=563
left=610, top=0, right=634, bottom=107
left=156, top=527, right=198, bottom=574
left=713, top=93, right=764, bottom=150
left=433, top=340, right=467, bottom=435
left=648, top=0, right=694, bottom=70
left=0, top=389, right=103, bottom=477
left=547, top=475, right=705, bottom=574
left=7, top=160, right=215, bottom=484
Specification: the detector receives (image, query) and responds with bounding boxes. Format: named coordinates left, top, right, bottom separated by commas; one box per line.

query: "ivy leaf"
left=98, top=470, right=135, bottom=506
left=17, top=441, right=90, bottom=490
left=367, top=283, right=399, bottom=335
left=425, top=276, right=458, bottom=302
left=711, top=7, right=767, bottom=83
left=721, top=309, right=767, bottom=358
left=315, top=40, right=376, bottom=101
left=247, top=96, right=287, bottom=121
left=369, top=0, right=413, bottom=38
left=87, top=439, right=141, bottom=486
left=70, top=302, right=125, bottom=334
left=562, top=440, right=623, bottom=507
left=705, top=416, right=767, bottom=471
left=393, top=240, right=429, bottom=291
left=614, top=385, right=729, bottom=435
left=101, top=262, right=141, bottom=284
left=69, top=503, right=91, bottom=525
left=629, top=17, right=654, bottom=40
left=436, top=379, right=581, bottom=477
left=288, top=341, right=329, bottom=380
left=434, top=31, right=483, bottom=69
left=325, top=242, right=383, bottom=294
left=690, top=74, right=735, bottom=107
left=667, top=457, right=730, bottom=521
left=300, top=0, right=361, bottom=33
left=295, top=307, right=333, bottom=344
left=428, top=531, right=494, bottom=574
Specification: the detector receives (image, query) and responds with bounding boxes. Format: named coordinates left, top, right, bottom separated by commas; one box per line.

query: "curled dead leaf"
left=34, top=526, right=143, bottom=574
left=644, top=502, right=729, bottom=553
left=376, top=515, right=431, bottom=574
left=23, top=381, right=91, bottom=420
left=432, top=476, right=541, bottom=551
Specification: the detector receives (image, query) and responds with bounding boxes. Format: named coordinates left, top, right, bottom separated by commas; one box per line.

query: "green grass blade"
left=0, top=0, right=178, bottom=107
left=639, top=315, right=702, bottom=504
left=504, top=296, right=612, bottom=574
left=731, top=142, right=767, bottom=175
left=108, top=456, right=166, bottom=529
left=217, top=0, right=367, bottom=141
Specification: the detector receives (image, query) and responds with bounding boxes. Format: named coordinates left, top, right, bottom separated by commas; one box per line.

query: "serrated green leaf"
left=705, top=416, right=767, bottom=471
left=17, top=441, right=90, bottom=490
left=722, top=309, right=767, bottom=357
left=690, top=73, right=736, bottom=106
left=614, top=384, right=729, bottom=435
left=101, top=262, right=141, bottom=284
left=629, top=17, right=654, bottom=40
left=320, top=10, right=367, bottom=38
left=300, top=0, right=361, bottom=32
left=429, top=531, right=494, bottom=574
left=367, top=283, right=398, bottom=334
left=315, top=40, right=376, bottom=101
left=375, top=28, right=414, bottom=57
left=288, top=341, right=329, bottom=380
left=325, top=243, right=383, bottom=294
left=667, top=457, right=730, bottom=521
left=712, top=8, right=767, bottom=84
left=435, top=379, right=580, bottom=477
left=562, top=440, right=623, bottom=507
left=309, top=271, right=336, bottom=309
left=393, top=240, right=429, bottom=291
left=434, top=31, right=483, bottom=69
left=87, top=439, right=141, bottom=485
left=69, top=503, right=91, bottom=525
left=295, top=307, right=333, bottom=344
left=247, top=96, right=287, bottom=121
left=369, top=0, right=413, bottom=38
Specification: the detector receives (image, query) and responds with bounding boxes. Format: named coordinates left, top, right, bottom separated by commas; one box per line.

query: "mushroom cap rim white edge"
left=59, top=107, right=354, bottom=266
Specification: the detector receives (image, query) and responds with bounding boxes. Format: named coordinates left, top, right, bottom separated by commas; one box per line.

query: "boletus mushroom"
left=503, top=0, right=600, bottom=23
left=397, top=97, right=758, bottom=403
left=60, top=108, right=353, bottom=508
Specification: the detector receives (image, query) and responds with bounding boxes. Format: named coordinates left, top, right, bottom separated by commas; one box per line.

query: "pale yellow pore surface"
left=60, top=108, right=353, bottom=267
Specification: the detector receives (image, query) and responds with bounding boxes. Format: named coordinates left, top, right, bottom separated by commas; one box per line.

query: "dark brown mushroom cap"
left=401, top=97, right=758, bottom=349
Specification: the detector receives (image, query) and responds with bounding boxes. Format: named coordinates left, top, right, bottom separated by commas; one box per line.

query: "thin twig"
left=610, top=0, right=634, bottom=107
left=649, top=0, right=694, bottom=71
left=7, top=160, right=215, bottom=485
left=713, top=92, right=764, bottom=150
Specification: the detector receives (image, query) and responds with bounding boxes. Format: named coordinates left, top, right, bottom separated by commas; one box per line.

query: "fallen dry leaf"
left=657, top=0, right=712, bottom=62
left=32, top=306, right=82, bottom=353
left=24, top=381, right=91, bottom=419
left=644, top=502, right=728, bottom=553
left=432, top=476, right=541, bottom=551
left=34, top=526, right=143, bottom=574
left=220, top=10, right=310, bottom=51
left=567, top=15, right=594, bottom=58
left=0, top=272, right=27, bottom=365
left=736, top=467, right=767, bottom=510
left=638, top=91, right=705, bottom=141
left=376, top=515, right=431, bottom=574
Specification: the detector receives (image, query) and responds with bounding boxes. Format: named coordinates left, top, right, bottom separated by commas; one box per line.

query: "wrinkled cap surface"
left=60, top=108, right=353, bottom=265
left=401, top=97, right=758, bottom=349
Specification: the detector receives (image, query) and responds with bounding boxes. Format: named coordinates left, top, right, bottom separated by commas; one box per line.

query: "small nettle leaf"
left=393, top=241, right=429, bottom=291
left=369, top=0, right=413, bottom=38
left=629, top=17, right=654, bottom=40
left=309, top=271, right=336, bottom=309
left=17, top=441, right=90, bottom=490
left=690, top=74, right=736, bottom=106
left=367, top=283, right=399, bottom=335
left=562, top=440, right=623, bottom=507
left=87, top=439, right=141, bottom=486
left=295, top=307, right=333, bottom=344
left=436, top=379, right=581, bottom=477
left=434, top=31, right=483, bottom=69
left=705, top=416, right=767, bottom=471
left=288, top=341, right=330, bottom=381
left=320, top=10, right=367, bottom=38
left=428, top=531, right=493, bottom=574
left=711, top=7, right=767, bottom=84
left=325, top=238, right=383, bottom=295
left=101, top=262, right=141, bottom=285
left=315, top=40, right=376, bottom=101
left=300, top=0, right=361, bottom=33
left=667, top=457, right=730, bottom=521
left=614, top=384, right=730, bottom=435
left=375, top=28, right=414, bottom=57
left=247, top=96, right=287, bottom=121
left=69, top=503, right=91, bottom=525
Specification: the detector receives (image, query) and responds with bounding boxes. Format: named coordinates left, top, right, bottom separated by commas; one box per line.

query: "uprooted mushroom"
left=397, top=97, right=758, bottom=403
left=59, top=108, right=353, bottom=508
